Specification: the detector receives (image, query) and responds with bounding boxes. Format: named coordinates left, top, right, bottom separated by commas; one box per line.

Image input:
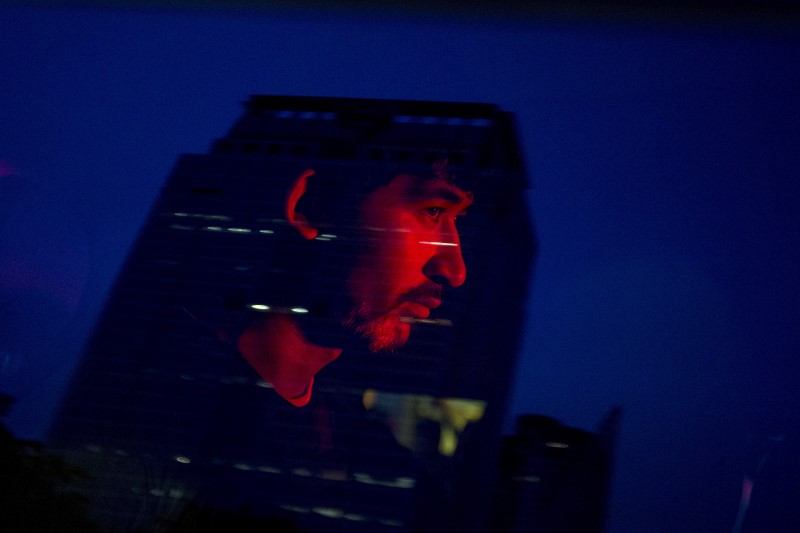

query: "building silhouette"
left=492, top=409, right=621, bottom=533
left=49, top=96, right=534, bottom=532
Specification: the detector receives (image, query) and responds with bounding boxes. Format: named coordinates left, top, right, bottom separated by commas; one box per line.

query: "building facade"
left=493, top=410, right=621, bottom=532
left=49, top=96, right=534, bottom=532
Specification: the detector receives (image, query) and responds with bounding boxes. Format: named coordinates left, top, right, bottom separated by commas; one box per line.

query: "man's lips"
left=410, top=295, right=442, bottom=309
left=395, top=284, right=443, bottom=321
left=398, top=296, right=442, bottom=320
left=398, top=302, right=432, bottom=320
left=401, top=284, right=443, bottom=308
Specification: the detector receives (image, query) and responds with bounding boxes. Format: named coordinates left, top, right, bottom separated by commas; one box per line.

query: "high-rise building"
left=492, top=409, right=621, bottom=532
left=49, top=96, right=534, bottom=532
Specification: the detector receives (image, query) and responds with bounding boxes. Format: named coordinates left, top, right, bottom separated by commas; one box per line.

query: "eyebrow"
left=409, top=181, right=473, bottom=206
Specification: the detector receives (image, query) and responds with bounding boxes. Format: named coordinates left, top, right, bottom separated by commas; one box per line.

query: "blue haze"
left=1, top=5, right=798, bottom=531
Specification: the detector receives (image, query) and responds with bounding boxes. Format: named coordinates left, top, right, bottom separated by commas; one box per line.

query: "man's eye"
left=424, top=207, right=445, bottom=221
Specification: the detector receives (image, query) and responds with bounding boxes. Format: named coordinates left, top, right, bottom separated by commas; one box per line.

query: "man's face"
left=344, top=173, right=473, bottom=352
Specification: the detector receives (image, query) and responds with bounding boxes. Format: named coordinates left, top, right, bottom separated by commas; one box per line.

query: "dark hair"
left=174, top=96, right=525, bottom=340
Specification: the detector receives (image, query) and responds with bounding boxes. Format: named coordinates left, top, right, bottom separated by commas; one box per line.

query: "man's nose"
left=422, top=239, right=467, bottom=288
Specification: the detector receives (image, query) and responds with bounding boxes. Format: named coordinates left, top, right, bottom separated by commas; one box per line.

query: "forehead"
left=379, top=174, right=474, bottom=206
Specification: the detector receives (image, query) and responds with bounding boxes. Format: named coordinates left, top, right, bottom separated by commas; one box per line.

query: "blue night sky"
left=2, top=4, right=799, bottom=531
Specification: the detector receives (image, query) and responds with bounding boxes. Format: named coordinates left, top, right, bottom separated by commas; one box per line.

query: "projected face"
left=344, top=173, right=473, bottom=352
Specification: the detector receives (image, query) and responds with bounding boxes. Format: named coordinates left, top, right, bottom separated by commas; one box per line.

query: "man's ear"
left=285, top=169, right=319, bottom=240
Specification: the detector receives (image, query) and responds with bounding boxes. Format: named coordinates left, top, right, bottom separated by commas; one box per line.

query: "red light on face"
left=344, top=174, right=473, bottom=352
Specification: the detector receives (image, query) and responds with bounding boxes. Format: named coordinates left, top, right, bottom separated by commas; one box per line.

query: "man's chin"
left=353, top=315, right=410, bottom=353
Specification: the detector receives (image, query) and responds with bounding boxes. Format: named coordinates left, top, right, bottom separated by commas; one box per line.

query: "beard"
left=341, top=283, right=442, bottom=353
left=342, top=302, right=410, bottom=353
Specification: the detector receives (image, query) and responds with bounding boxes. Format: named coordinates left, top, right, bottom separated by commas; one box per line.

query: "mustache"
left=400, top=283, right=442, bottom=303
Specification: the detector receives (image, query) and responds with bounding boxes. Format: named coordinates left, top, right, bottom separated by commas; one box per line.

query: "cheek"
left=379, top=239, right=433, bottom=288
left=354, top=236, right=424, bottom=294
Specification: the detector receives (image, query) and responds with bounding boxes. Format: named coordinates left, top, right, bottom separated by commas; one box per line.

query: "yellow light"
left=362, top=389, right=378, bottom=410
left=439, top=427, right=457, bottom=456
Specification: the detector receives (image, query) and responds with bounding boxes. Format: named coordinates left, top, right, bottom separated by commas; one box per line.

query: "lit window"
left=280, top=505, right=309, bottom=514
left=320, top=469, right=348, bottom=481
left=313, top=507, right=343, bottom=518
left=353, top=472, right=376, bottom=485
left=419, top=241, right=458, bottom=247
left=393, top=477, right=416, bottom=489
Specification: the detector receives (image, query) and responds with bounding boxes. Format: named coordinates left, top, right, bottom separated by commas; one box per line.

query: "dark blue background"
left=2, top=5, right=798, bottom=531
